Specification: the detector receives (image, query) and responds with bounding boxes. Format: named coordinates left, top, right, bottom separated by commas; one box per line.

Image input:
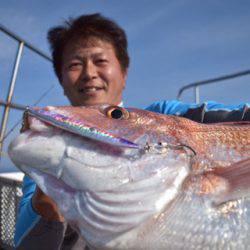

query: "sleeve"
left=145, top=100, right=250, bottom=123
left=14, top=175, right=67, bottom=250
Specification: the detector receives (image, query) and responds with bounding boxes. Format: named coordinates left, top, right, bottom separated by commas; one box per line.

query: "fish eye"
left=106, top=106, right=129, bottom=120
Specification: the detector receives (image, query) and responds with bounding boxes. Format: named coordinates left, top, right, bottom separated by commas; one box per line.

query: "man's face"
left=61, top=38, right=127, bottom=106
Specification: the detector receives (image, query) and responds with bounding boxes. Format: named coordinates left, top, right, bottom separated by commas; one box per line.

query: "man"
left=14, top=13, right=250, bottom=250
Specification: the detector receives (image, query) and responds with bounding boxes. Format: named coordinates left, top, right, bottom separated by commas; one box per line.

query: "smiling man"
left=51, top=15, right=128, bottom=108
left=61, top=38, right=127, bottom=106
left=14, top=13, right=250, bottom=250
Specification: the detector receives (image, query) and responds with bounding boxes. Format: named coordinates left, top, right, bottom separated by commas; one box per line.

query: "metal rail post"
left=0, top=23, right=52, bottom=163
left=195, top=85, right=200, bottom=104
left=0, top=42, right=24, bottom=156
left=177, top=69, right=250, bottom=102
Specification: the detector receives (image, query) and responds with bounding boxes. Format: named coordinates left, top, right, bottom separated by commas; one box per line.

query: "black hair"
left=47, top=13, right=129, bottom=81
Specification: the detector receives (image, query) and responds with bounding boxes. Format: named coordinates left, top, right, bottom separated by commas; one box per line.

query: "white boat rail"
left=177, top=69, right=250, bottom=103
left=0, top=23, right=52, bottom=161
left=0, top=23, right=51, bottom=250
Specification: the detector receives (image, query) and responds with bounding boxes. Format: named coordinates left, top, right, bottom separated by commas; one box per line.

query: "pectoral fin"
left=198, top=158, right=250, bottom=204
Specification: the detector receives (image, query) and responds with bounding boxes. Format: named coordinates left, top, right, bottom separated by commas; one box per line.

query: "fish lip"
left=24, top=167, right=78, bottom=194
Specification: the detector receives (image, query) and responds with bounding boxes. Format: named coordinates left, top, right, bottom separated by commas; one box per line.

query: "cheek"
left=103, top=67, right=125, bottom=87
left=99, top=68, right=113, bottom=82
left=62, top=71, right=81, bottom=86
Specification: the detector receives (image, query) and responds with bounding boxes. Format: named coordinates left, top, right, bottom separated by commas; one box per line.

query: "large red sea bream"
left=8, top=104, right=250, bottom=249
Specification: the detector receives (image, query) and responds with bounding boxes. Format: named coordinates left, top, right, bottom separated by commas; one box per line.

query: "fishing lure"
left=26, top=107, right=139, bottom=149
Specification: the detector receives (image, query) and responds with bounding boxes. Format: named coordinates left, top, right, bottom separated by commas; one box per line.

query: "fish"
left=8, top=104, right=250, bottom=250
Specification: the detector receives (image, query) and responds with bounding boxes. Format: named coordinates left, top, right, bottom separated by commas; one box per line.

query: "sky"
left=1, top=0, right=250, bottom=172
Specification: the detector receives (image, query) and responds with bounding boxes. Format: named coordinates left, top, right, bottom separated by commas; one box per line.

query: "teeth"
left=79, top=87, right=102, bottom=93
left=86, top=87, right=97, bottom=92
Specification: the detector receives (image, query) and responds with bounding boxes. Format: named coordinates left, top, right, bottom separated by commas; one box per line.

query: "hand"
left=32, top=186, right=65, bottom=222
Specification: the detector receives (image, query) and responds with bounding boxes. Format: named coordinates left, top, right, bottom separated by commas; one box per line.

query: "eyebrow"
left=70, top=53, right=105, bottom=61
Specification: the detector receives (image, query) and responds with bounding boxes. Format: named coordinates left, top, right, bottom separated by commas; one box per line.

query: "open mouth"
left=78, top=87, right=104, bottom=93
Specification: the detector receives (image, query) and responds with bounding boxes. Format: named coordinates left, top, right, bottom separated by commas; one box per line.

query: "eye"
left=106, top=106, right=129, bottom=120
left=68, top=62, right=82, bottom=70
left=95, top=59, right=108, bottom=65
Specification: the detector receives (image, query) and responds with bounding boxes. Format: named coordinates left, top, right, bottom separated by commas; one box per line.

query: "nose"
left=81, top=61, right=97, bottom=82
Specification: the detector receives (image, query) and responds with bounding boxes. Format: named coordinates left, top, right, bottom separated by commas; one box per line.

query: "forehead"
left=63, top=37, right=116, bottom=59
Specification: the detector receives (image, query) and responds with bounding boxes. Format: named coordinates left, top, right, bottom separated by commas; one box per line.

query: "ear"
left=122, top=69, right=128, bottom=89
left=62, top=86, right=73, bottom=103
left=62, top=87, right=68, bottom=97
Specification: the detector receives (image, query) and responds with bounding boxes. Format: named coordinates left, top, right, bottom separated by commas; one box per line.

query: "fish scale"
left=8, top=104, right=250, bottom=249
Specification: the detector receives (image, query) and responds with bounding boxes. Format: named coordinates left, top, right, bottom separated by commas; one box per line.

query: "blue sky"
left=1, top=0, right=250, bottom=171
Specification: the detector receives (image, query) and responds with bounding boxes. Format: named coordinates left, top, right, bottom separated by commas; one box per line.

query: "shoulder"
left=144, top=100, right=250, bottom=122
left=145, top=100, right=249, bottom=113
left=144, top=100, right=202, bottom=115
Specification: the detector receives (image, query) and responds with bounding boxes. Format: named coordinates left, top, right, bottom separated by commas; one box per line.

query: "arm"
left=145, top=100, right=250, bottom=122
left=14, top=175, right=67, bottom=250
left=15, top=176, right=86, bottom=250
left=32, top=186, right=65, bottom=222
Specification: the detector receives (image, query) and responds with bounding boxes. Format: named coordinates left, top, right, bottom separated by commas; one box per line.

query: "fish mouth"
left=27, top=107, right=139, bottom=149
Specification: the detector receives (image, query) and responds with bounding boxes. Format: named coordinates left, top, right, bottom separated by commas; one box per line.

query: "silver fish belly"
left=8, top=105, right=250, bottom=249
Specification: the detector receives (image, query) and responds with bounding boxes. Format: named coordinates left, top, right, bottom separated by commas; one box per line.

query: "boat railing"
left=177, top=69, right=250, bottom=103
left=0, top=23, right=52, bottom=159
left=0, top=174, right=23, bottom=250
left=0, top=23, right=51, bottom=250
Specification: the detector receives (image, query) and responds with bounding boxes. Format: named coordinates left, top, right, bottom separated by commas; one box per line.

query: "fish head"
left=8, top=104, right=191, bottom=248
left=9, top=104, right=187, bottom=180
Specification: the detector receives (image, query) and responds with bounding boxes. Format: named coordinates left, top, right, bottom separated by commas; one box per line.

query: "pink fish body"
left=9, top=105, right=250, bottom=249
